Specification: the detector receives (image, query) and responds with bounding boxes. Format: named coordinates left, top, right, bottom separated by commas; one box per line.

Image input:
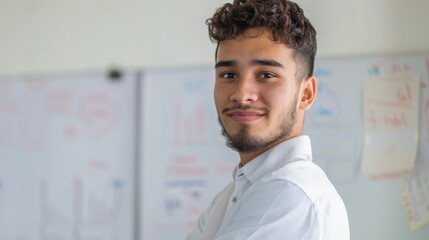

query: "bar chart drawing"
left=173, top=100, right=206, bottom=146
left=39, top=176, right=126, bottom=240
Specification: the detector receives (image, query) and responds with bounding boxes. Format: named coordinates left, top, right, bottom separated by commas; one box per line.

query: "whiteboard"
left=139, top=68, right=237, bottom=240
left=139, top=55, right=429, bottom=240
left=305, top=55, right=429, bottom=240
left=0, top=72, right=137, bottom=240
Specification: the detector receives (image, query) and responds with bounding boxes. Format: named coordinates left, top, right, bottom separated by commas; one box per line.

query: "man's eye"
left=221, top=73, right=236, bottom=79
left=259, top=72, right=275, bottom=78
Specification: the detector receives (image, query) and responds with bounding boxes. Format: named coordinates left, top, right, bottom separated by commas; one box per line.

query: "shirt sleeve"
left=214, top=181, right=320, bottom=240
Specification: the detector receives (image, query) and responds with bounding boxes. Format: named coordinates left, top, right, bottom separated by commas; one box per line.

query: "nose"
left=229, top=78, right=258, bottom=104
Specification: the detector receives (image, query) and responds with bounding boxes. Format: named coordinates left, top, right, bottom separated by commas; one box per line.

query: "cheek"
left=264, top=88, right=287, bottom=105
left=265, top=88, right=297, bottom=113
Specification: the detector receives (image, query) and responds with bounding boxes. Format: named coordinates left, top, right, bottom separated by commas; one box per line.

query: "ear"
left=298, top=76, right=317, bottom=111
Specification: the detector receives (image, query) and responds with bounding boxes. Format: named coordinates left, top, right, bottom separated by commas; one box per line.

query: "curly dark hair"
left=206, top=0, right=317, bottom=81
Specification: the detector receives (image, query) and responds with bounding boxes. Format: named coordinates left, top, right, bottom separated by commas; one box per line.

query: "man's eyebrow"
left=215, top=60, right=236, bottom=68
left=214, top=59, right=285, bottom=68
left=250, top=59, right=285, bottom=68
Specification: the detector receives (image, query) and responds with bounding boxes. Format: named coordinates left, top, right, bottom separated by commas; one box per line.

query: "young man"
left=187, top=0, right=349, bottom=239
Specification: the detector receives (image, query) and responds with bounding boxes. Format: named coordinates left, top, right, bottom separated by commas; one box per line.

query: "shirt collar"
left=235, top=135, right=313, bottom=183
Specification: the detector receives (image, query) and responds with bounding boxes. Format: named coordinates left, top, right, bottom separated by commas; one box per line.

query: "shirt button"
left=232, top=197, right=237, bottom=203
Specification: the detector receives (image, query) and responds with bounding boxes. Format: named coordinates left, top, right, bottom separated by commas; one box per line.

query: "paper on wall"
left=401, top=171, right=429, bottom=231
left=361, top=75, right=420, bottom=177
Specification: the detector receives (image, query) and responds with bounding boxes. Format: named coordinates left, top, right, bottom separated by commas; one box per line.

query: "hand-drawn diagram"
left=307, top=80, right=341, bottom=126
left=39, top=178, right=70, bottom=239
left=39, top=176, right=124, bottom=240
left=164, top=180, right=205, bottom=215
left=368, top=58, right=412, bottom=76
left=166, top=154, right=208, bottom=177
left=365, top=77, right=416, bottom=131
left=163, top=180, right=206, bottom=232
left=79, top=93, right=119, bottom=138
left=173, top=101, right=206, bottom=146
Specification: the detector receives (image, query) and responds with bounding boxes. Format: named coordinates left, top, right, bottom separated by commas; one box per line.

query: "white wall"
left=0, top=0, right=428, bottom=75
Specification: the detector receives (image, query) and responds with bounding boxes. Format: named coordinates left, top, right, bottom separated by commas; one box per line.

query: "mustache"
left=222, top=104, right=269, bottom=114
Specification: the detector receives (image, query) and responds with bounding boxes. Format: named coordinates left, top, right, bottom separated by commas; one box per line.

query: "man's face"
left=214, top=28, right=307, bottom=154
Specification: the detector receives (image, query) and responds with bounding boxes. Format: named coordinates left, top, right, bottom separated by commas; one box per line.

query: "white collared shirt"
left=186, top=135, right=350, bottom=240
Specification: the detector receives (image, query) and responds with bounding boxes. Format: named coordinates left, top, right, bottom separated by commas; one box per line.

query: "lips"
left=227, top=111, right=265, bottom=122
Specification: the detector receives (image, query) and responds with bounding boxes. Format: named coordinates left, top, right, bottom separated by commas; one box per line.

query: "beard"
left=218, top=102, right=297, bottom=153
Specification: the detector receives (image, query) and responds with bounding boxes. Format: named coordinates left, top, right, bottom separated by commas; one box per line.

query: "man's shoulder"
left=265, top=160, right=339, bottom=203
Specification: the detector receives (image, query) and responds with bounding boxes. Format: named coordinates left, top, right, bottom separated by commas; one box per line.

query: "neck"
left=238, top=138, right=286, bottom=166
left=238, top=132, right=303, bottom=166
left=239, top=151, right=262, bottom=166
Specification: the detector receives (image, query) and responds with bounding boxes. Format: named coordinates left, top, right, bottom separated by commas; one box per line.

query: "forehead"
left=216, top=28, right=295, bottom=64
